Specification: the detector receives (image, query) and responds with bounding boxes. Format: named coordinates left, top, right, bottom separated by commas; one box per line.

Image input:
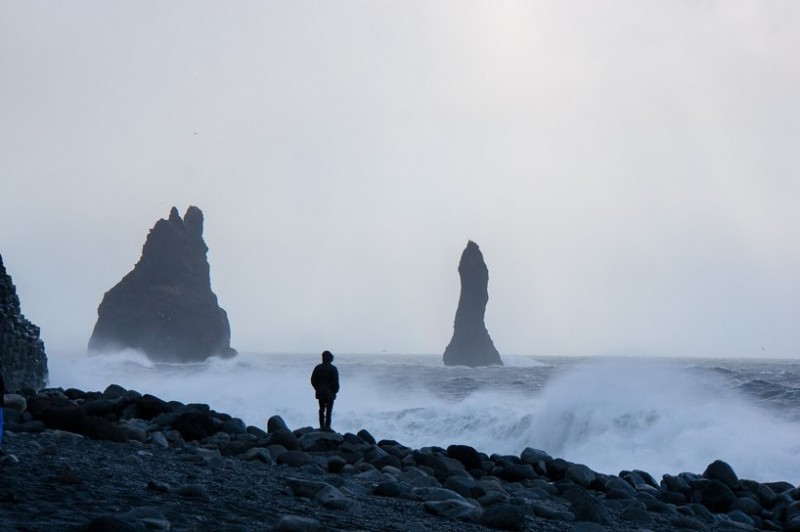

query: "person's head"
left=322, top=350, right=334, bottom=363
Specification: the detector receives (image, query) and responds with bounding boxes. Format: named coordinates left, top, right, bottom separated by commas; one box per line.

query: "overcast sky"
left=2, top=1, right=799, bottom=358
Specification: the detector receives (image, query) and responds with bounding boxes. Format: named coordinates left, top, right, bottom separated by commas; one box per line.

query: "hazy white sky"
left=2, top=1, right=799, bottom=358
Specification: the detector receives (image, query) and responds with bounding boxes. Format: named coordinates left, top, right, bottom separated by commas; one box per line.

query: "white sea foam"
left=522, top=359, right=800, bottom=483
left=48, top=352, right=800, bottom=483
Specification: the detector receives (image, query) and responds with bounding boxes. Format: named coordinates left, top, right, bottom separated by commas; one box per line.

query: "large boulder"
left=443, top=241, right=502, bottom=367
left=88, top=206, right=236, bottom=362
left=0, top=253, right=48, bottom=391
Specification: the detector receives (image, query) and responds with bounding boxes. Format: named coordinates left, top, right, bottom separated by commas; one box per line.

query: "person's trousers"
left=318, top=398, right=333, bottom=430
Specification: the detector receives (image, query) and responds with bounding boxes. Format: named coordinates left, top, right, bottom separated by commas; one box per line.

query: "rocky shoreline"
left=1, top=385, right=799, bottom=531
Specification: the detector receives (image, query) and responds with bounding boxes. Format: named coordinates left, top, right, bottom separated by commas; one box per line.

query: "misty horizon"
left=2, top=2, right=799, bottom=359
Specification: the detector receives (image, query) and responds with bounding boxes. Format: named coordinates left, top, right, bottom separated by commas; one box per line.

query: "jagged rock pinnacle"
left=88, top=206, right=236, bottom=362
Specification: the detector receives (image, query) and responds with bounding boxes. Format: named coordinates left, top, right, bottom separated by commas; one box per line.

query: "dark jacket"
left=0, top=371, right=4, bottom=407
left=311, top=362, right=339, bottom=401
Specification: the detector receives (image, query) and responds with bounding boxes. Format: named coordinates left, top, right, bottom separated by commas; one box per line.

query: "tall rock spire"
left=88, top=206, right=236, bottom=362
left=443, top=241, right=502, bottom=367
left=0, top=253, right=49, bottom=391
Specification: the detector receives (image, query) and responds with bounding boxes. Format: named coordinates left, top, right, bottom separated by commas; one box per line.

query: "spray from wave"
left=49, top=352, right=800, bottom=483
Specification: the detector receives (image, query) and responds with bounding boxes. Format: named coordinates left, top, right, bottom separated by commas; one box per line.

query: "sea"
left=48, top=351, right=800, bottom=485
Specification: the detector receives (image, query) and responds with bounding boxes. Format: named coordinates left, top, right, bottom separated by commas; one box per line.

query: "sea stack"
left=88, top=206, right=236, bottom=362
left=443, top=241, right=502, bottom=367
left=0, top=253, right=49, bottom=391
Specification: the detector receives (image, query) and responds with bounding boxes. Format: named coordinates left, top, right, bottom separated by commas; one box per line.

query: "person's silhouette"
left=310, top=350, right=339, bottom=431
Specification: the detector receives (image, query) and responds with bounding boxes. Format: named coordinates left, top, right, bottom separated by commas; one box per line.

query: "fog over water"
left=50, top=351, right=800, bottom=485
left=3, top=2, right=800, bottom=358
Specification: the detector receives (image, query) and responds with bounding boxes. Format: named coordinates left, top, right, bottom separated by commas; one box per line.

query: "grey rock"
left=570, top=493, right=612, bottom=525
left=442, top=241, right=502, bottom=367
left=414, top=450, right=467, bottom=481
left=688, top=503, right=715, bottom=522
left=700, top=479, right=737, bottom=512
left=147, top=479, right=171, bottom=493
left=477, top=491, right=510, bottom=507
left=122, top=507, right=170, bottom=530
left=356, top=428, right=376, bottom=444
left=270, top=429, right=300, bottom=451
left=3, top=393, right=26, bottom=412
left=788, top=516, right=800, bottom=532
left=176, top=484, right=209, bottom=499
left=480, top=502, right=526, bottom=530
left=419, top=487, right=466, bottom=503
left=604, top=476, right=636, bottom=498
left=570, top=523, right=607, bottom=532
left=663, top=473, right=692, bottom=494
left=423, top=498, right=483, bottom=522
left=620, top=470, right=660, bottom=493
left=149, top=431, right=169, bottom=448
left=88, top=206, right=236, bottom=362
left=78, top=516, right=143, bottom=532
left=400, top=467, right=441, bottom=488
left=756, top=483, right=778, bottom=508
left=315, top=484, right=351, bottom=509
left=764, top=481, right=794, bottom=494
left=374, top=481, right=413, bottom=498
left=327, top=455, right=346, bottom=474
left=0, top=253, right=48, bottom=392
left=531, top=501, right=573, bottom=521
left=267, top=415, right=290, bottom=433
left=276, top=451, right=314, bottom=468
left=703, top=460, right=739, bottom=488
left=353, top=469, right=388, bottom=482
left=298, top=430, right=343, bottom=451
left=566, top=463, right=596, bottom=487
left=0, top=453, right=19, bottom=464
left=244, top=447, right=273, bottom=464
left=123, top=454, right=144, bottom=467
left=672, top=515, right=711, bottom=531
left=496, top=462, right=536, bottom=482
left=620, top=505, right=653, bottom=524
left=286, top=478, right=349, bottom=509
left=520, top=447, right=552, bottom=468
left=726, top=509, right=756, bottom=526
left=273, top=515, right=326, bottom=532
left=446, top=444, right=483, bottom=470
left=286, top=477, right=328, bottom=498
left=445, top=476, right=487, bottom=499
left=731, top=496, right=762, bottom=516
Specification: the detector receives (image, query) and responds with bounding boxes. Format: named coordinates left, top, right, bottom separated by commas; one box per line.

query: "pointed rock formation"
left=0, top=254, right=49, bottom=391
left=443, top=241, right=502, bottom=367
left=88, top=206, right=236, bottom=362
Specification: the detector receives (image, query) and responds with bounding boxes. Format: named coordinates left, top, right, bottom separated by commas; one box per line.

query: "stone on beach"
left=4, top=384, right=800, bottom=532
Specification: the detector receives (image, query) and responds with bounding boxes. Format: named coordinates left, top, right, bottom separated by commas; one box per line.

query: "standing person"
left=310, top=350, right=339, bottom=431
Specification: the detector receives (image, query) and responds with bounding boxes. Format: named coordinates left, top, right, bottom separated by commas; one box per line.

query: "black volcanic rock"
left=88, top=206, right=236, bottom=362
left=443, top=241, right=502, bottom=367
left=0, top=253, right=49, bottom=391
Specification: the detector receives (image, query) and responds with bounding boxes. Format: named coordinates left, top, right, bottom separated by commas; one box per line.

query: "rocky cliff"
left=88, top=206, right=236, bottom=362
left=0, top=253, right=49, bottom=391
left=443, top=241, right=502, bottom=367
